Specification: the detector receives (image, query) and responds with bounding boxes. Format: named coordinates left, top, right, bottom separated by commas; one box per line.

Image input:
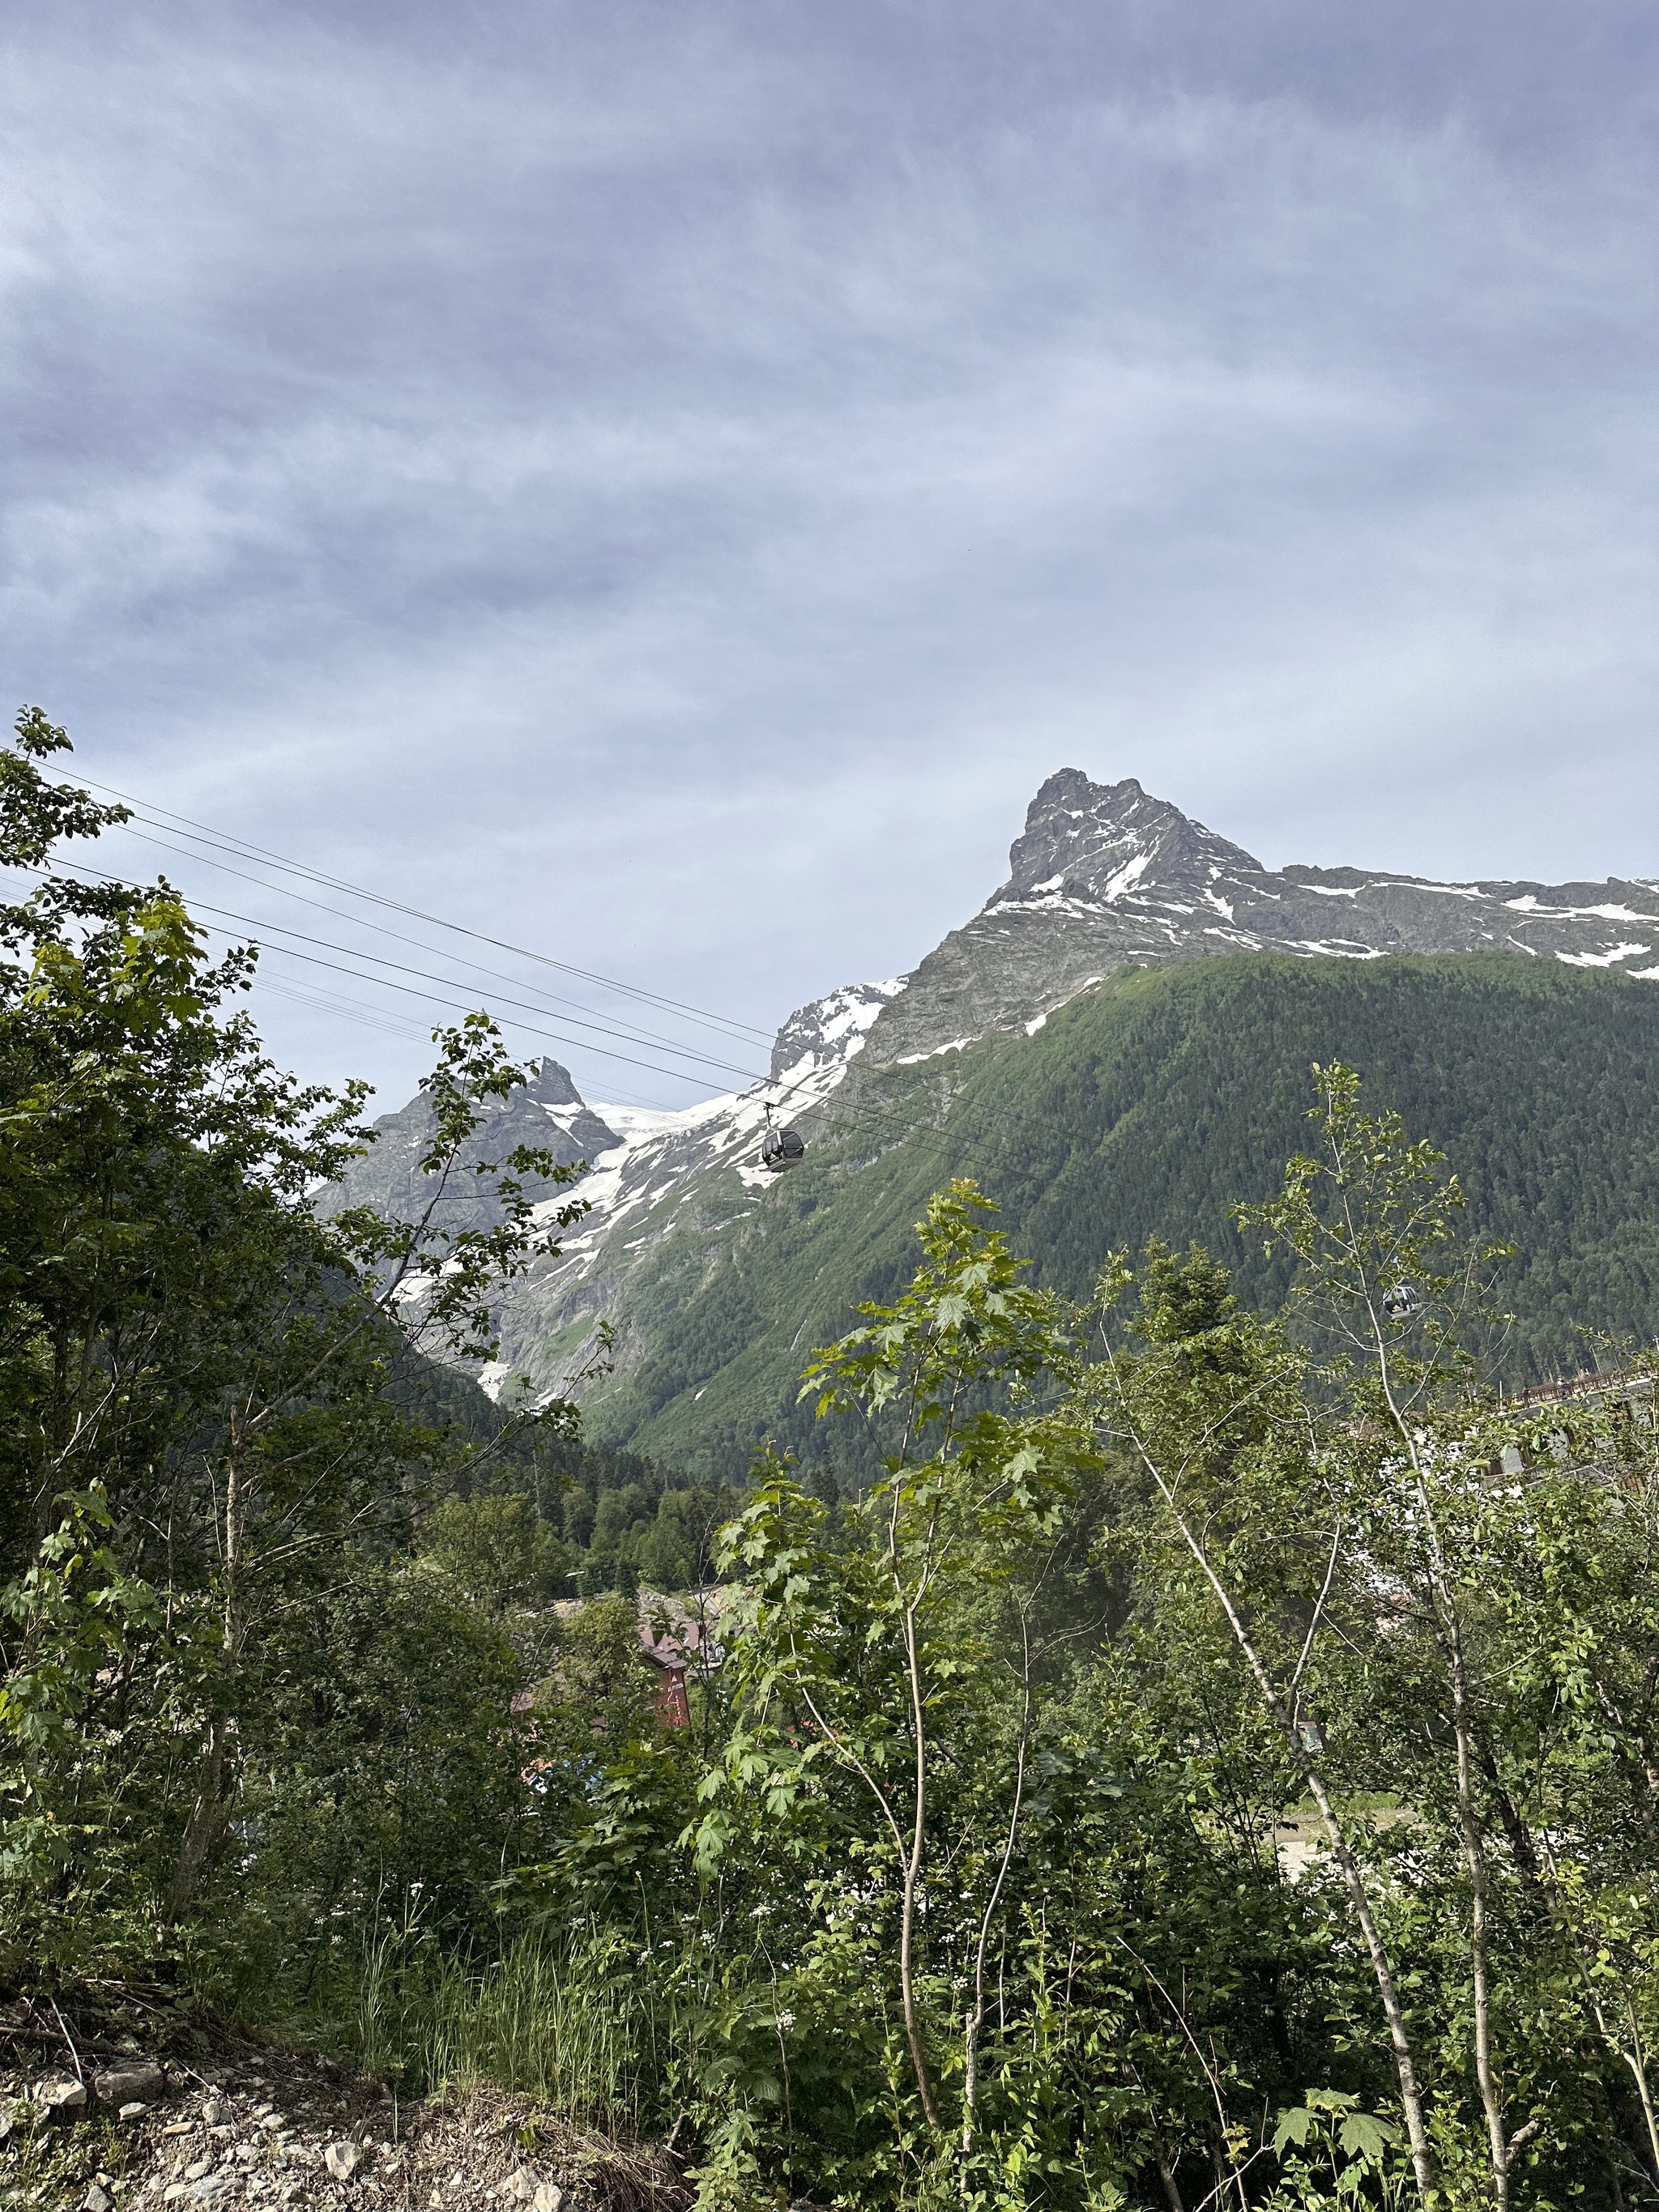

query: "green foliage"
left=420, top=1492, right=574, bottom=1614
left=0, top=1481, right=160, bottom=1933
left=201, top=1556, right=535, bottom=2017
left=383, top=1349, right=725, bottom=1598
left=14, top=704, right=1659, bottom=2209
left=676, top=1188, right=1354, bottom=2201
left=583, top=953, right=1659, bottom=1482
left=339, top=1920, right=659, bottom=2123
left=0, top=710, right=589, bottom=1983
left=1266, top=2090, right=1406, bottom=2210
left=1086, top=1066, right=1659, bottom=2207
left=331, top=1008, right=591, bottom=1366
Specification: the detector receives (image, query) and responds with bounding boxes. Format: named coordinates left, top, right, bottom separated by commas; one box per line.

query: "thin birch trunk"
left=898, top=1596, right=939, bottom=2129
left=1373, top=1316, right=1512, bottom=2209
left=169, top=1430, right=249, bottom=1911
left=1444, top=1586, right=1509, bottom=2208
left=962, top=1656, right=1030, bottom=2157
left=1126, top=1429, right=1437, bottom=2203
left=1586, top=1996, right=1659, bottom=2185
left=1622, top=1998, right=1659, bottom=2184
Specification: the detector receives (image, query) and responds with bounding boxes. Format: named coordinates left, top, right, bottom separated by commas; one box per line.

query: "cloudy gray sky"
left=3, top=1, right=1655, bottom=1109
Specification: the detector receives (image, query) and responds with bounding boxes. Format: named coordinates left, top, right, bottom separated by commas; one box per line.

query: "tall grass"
left=339, top=1917, right=672, bottom=2132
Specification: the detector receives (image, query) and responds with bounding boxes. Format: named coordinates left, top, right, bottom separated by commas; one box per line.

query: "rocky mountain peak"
left=850, top=766, right=1659, bottom=1072
left=525, top=1056, right=586, bottom=1108
left=769, top=980, right=907, bottom=1089
left=322, top=1054, right=619, bottom=1246
left=1003, top=768, right=1264, bottom=906
left=331, top=765, right=1659, bottom=1422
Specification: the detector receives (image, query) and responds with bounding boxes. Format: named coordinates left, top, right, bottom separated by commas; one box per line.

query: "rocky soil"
left=0, top=2000, right=685, bottom=2212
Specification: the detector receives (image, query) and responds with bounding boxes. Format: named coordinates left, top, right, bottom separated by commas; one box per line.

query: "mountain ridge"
left=853, top=767, right=1659, bottom=1068
left=331, top=768, right=1659, bottom=1441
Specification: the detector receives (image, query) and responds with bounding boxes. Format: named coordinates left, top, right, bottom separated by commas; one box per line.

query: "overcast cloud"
left=2, top=1, right=1655, bottom=1107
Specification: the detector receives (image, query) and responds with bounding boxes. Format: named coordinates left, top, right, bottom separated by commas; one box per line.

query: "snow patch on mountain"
left=894, top=1037, right=977, bottom=1064
left=770, top=978, right=906, bottom=1093
left=1026, top=974, right=1105, bottom=1036
left=1508, top=897, right=1659, bottom=923
left=1101, top=851, right=1153, bottom=902
left=1556, top=942, right=1654, bottom=969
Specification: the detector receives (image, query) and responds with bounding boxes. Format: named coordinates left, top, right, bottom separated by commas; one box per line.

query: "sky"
left=3, top=1, right=1656, bottom=1111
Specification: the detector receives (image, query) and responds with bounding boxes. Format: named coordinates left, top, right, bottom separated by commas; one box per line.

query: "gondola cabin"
left=761, top=1124, right=807, bottom=1173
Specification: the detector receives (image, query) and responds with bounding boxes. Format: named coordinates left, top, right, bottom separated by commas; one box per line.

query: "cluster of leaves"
left=0, top=709, right=595, bottom=1988
left=399, top=1356, right=744, bottom=1600
left=502, top=1110, right=1659, bottom=2208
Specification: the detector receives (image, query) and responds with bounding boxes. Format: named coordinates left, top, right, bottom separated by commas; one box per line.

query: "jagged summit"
left=321, top=1055, right=620, bottom=1241
left=524, top=1056, right=586, bottom=1107
left=853, top=768, right=1659, bottom=1068
left=1004, top=769, right=1263, bottom=905
left=769, top=980, right=906, bottom=1088
left=522, top=1058, right=625, bottom=1160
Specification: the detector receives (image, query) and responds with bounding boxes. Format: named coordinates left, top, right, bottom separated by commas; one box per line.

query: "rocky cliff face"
left=856, top=769, right=1659, bottom=1066
left=336, top=768, right=1659, bottom=1409
left=768, top=979, right=906, bottom=1089
left=322, top=1058, right=621, bottom=1238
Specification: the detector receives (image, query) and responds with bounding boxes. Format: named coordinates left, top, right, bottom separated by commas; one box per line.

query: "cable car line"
left=239, top=939, right=755, bottom=1088
left=28, top=767, right=970, bottom=1152
left=736, top=1037, right=974, bottom=1180
left=100, top=817, right=767, bottom=1077
left=92, top=783, right=776, bottom=1045
left=28, top=854, right=768, bottom=1084
left=15, top=825, right=968, bottom=1168
left=256, top=977, right=437, bottom=1042
left=247, top=968, right=686, bottom=1110
left=12, top=855, right=685, bottom=1110
left=14, top=855, right=767, bottom=1094
left=215, top=919, right=765, bottom=1085
left=42, top=764, right=774, bottom=1046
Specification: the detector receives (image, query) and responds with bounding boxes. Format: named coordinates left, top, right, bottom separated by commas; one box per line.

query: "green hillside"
left=582, top=953, right=1659, bottom=1481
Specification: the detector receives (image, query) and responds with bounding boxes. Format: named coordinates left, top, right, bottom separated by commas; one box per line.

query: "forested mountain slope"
left=331, top=766, right=1659, bottom=1481
left=578, top=953, right=1659, bottom=1481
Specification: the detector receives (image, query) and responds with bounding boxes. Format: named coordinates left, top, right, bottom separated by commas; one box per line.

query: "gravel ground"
left=1, top=2005, right=686, bottom=2212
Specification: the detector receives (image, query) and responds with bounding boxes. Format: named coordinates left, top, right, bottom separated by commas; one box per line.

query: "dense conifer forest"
left=7, top=714, right=1659, bottom=2210
left=582, top=953, right=1659, bottom=1486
